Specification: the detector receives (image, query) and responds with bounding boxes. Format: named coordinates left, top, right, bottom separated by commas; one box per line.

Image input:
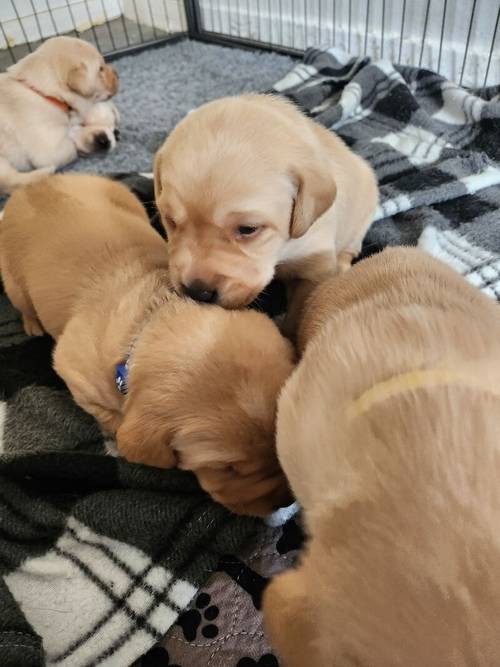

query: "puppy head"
left=75, top=101, right=121, bottom=153
left=154, top=95, right=336, bottom=308
left=116, top=300, right=295, bottom=516
left=9, top=36, right=119, bottom=101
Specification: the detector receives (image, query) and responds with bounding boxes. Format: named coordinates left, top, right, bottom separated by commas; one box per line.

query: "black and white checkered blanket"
left=0, top=264, right=260, bottom=666
left=271, top=47, right=500, bottom=298
left=2, top=45, right=500, bottom=667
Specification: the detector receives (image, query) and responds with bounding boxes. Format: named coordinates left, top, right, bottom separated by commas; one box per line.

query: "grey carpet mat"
left=69, top=39, right=294, bottom=175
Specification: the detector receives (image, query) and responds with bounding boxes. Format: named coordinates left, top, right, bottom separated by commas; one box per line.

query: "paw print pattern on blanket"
left=141, top=645, right=182, bottom=666
left=176, top=593, right=220, bottom=641
left=237, top=654, right=279, bottom=667
left=276, top=517, right=305, bottom=555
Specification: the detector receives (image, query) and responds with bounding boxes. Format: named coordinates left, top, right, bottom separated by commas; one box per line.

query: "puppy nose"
left=182, top=281, right=218, bottom=303
left=95, top=133, right=111, bottom=151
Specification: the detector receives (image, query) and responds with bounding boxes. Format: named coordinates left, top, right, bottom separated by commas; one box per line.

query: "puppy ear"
left=116, top=406, right=176, bottom=469
left=154, top=150, right=163, bottom=199
left=289, top=162, right=336, bottom=239
left=67, top=62, right=94, bottom=98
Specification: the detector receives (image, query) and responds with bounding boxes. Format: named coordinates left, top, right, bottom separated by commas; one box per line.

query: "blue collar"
left=115, top=360, right=129, bottom=395
left=115, top=336, right=138, bottom=396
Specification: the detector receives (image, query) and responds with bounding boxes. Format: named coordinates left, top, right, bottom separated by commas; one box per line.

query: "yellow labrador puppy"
left=0, top=174, right=294, bottom=516
left=264, top=248, right=500, bottom=666
left=0, top=37, right=119, bottom=194
left=154, top=94, right=378, bottom=308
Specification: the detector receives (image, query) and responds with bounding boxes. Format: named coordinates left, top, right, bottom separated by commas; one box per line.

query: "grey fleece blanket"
left=2, top=42, right=500, bottom=667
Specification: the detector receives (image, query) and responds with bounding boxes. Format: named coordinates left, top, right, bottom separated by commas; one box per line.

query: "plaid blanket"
left=271, top=47, right=500, bottom=298
left=0, top=250, right=262, bottom=666
left=2, top=44, right=500, bottom=667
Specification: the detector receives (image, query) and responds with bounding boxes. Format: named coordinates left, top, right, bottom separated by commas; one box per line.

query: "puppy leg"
left=337, top=250, right=356, bottom=273
left=53, top=326, right=123, bottom=434
left=30, top=136, right=78, bottom=171
left=0, top=264, right=44, bottom=336
left=263, top=568, right=322, bottom=667
left=0, top=157, right=54, bottom=196
left=281, top=278, right=319, bottom=344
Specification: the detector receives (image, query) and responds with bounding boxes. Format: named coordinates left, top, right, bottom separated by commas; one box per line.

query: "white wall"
left=199, top=0, right=500, bottom=87
left=0, top=0, right=123, bottom=49
left=122, top=0, right=186, bottom=33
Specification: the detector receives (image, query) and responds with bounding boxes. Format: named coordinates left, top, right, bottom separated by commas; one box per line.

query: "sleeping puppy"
left=0, top=36, right=119, bottom=195
left=154, top=93, right=378, bottom=308
left=69, top=100, right=121, bottom=155
left=263, top=248, right=500, bottom=666
left=0, top=174, right=294, bottom=516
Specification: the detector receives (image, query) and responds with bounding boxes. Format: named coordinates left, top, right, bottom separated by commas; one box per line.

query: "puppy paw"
left=22, top=314, right=44, bottom=337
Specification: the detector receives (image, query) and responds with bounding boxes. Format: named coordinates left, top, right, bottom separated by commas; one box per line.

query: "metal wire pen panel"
left=192, top=0, right=500, bottom=87
left=0, top=0, right=187, bottom=69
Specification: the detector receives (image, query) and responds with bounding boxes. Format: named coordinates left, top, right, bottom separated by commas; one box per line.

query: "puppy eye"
left=236, top=225, right=259, bottom=238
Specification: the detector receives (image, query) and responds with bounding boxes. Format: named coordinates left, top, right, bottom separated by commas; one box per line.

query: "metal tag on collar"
left=115, top=362, right=129, bottom=395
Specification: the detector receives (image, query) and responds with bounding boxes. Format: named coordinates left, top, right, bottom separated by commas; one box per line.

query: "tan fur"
left=0, top=174, right=295, bottom=516
left=0, top=37, right=119, bottom=195
left=154, top=93, right=378, bottom=308
left=263, top=248, right=500, bottom=665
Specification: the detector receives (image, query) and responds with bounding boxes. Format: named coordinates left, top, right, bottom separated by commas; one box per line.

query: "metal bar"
left=176, top=0, right=186, bottom=32
left=46, top=0, right=61, bottom=37
left=267, top=0, right=272, bottom=45
left=245, top=0, right=251, bottom=40
left=303, top=0, right=307, bottom=47
left=256, top=0, right=262, bottom=43
left=63, top=0, right=80, bottom=38
left=105, top=32, right=186, bottom=62
left=437, top=0, right=448, bottom=73
left=216, top=0, right=224, bottom=33
left=380, top=0, right=385, bottom=59
left=130, top=0, right=145, bottom=42
left=98, top=0, right=117, bottom=49
left=10, top=0, right=33, bottom=52
left=0, top=19, right=16, bottom=65
left=348, top=0, right=352, bottom=52
left=145, top=0, right=159, bottom=39
left=318, top=0, right=322, bottom=44
left=398, top=0, right=406, bottom=63
left=28, top=0, right=45, bottom=43
left=460, top=0, right=478, bottom=86
left=484, top=5, right=500, bottom=87
left=82, top=0, right=103, bottom=49
left=190, top=28, right=302, bottom=56
left=236, top=0, right=242, bottom=38
left=209, top=0, right=216, bottom=32
left=332, top=0, right=335, bottom=46
left=364, top=0, right=370, bottom=55
left=161, top=0, right=171, bottom=34
left=419, top=0, right=431, bottom=68
left=278, top=0, right=283, bottom=45
left=118, top=0, right=132, bottom=46
left=291, top=0, right=296, bottom=48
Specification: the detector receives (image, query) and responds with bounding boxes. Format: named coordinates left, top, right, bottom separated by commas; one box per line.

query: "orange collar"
left=20, top=81, right=71, bottom=114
